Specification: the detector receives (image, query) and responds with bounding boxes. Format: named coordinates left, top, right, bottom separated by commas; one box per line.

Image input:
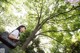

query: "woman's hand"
left=17, top=37, right=20, bottom=40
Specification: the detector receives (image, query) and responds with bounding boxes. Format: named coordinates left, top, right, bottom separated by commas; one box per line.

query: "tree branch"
left=37, top=0, right=44, bottom=25
left=37, top=28, right=80, bottom=35
left=39, top=6, right=80, bottom=29
left=38, top=34, right=63, bottom=44
left=35, top=7, right=39, bottom=18
left=48, top=13, right=80, bottom=23
left=33, top=0, right=44, bottom=25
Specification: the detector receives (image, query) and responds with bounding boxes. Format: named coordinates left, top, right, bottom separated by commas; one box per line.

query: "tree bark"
left=22, top=24, right=41, bottom=50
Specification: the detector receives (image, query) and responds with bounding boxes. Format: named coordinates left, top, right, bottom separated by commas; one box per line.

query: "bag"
left=0, top=32, right=19, bottom=49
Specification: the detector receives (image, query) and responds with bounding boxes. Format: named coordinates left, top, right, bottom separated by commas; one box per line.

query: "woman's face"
left=20, top=27, right=26, bottom=32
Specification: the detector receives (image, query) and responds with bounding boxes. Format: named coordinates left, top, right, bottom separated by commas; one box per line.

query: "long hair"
left=16, top=25, right=26, bottom=32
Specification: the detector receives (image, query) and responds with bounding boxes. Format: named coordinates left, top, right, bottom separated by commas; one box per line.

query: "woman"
left=9, top=25, right=26, bottom=40
left=0, top=25, right=26, bottom=53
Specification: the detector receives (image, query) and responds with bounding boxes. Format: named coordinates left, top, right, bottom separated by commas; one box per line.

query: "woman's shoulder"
left=14, top=30, right=19, bottom=32
left=11, top=30, right=19, bottom=34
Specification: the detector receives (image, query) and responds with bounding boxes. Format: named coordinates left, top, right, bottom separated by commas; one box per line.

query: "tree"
left=22, top=0, right=80, bottom=51
left=0, top=0, right=80, bottom=53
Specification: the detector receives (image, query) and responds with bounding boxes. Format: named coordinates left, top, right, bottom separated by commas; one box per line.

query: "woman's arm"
left=9, top=34, right=19, bottom=40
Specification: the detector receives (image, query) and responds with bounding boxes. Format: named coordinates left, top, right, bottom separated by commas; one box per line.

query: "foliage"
left=0, top=0, right=80, bottom=53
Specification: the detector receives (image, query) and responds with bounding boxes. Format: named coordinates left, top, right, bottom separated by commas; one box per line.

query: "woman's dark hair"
left=16, top=25, right=26, bottom=32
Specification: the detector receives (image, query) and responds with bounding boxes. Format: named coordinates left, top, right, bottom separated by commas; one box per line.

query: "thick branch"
left=22, top=17, right=41, bottom=50
left=22, top=26, right=40, bottom=50
left=38, top=34, right=63, bottom=44
left=38, top=0, right=43, bottom=25
left=36, top=28, right=80, bottom=45
left=39, top=6, right=80, bottom=29
left=37, top=28, right=80, bottom=35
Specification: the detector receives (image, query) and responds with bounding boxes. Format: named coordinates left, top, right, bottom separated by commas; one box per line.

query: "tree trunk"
left=22, top=24, right=40, bottom=50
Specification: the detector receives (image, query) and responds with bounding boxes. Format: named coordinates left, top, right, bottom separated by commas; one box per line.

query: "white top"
left=11, top=30, right=20, bottom=38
